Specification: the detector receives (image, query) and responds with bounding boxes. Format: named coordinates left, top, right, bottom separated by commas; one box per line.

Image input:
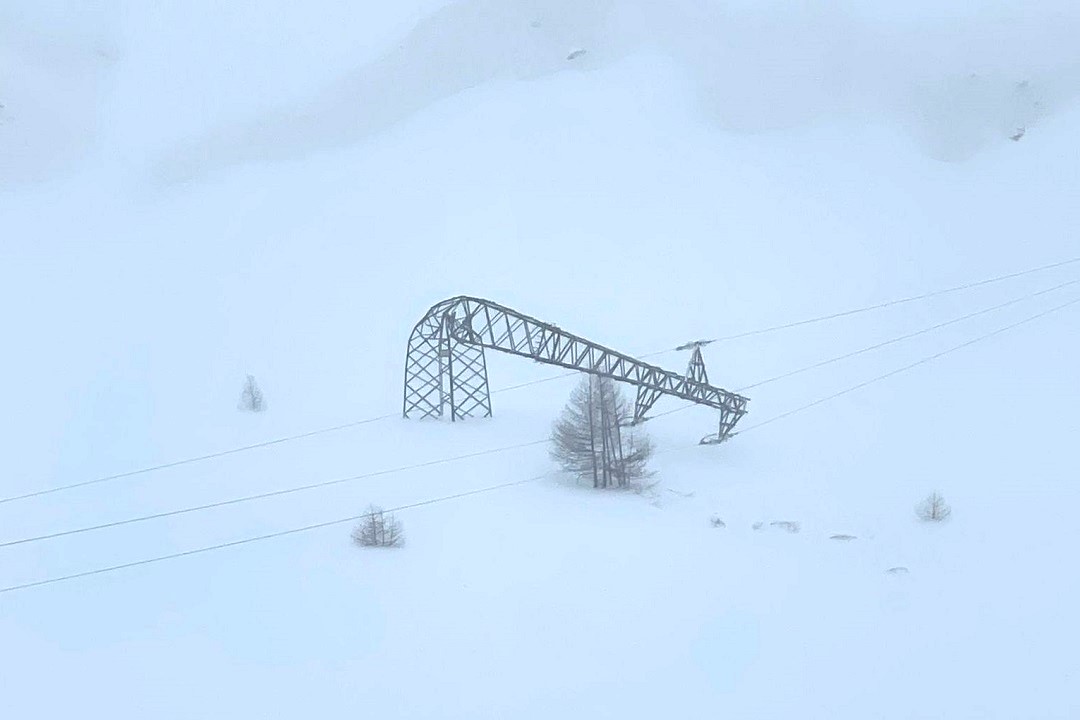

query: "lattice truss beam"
left=403, top=297, right=749, bottom=440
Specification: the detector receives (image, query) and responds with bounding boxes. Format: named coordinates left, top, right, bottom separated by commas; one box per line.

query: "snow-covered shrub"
left=916, top=492, right=951, bottom=522
left=352, top=505, right=404, bottom=548
left=710, top=516, right=726, bottom=528
left=238, top=374, right=265, bottom=412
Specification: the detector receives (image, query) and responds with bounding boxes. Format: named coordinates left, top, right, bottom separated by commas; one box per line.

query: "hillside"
left=2, top=2, right=1079, bottom=718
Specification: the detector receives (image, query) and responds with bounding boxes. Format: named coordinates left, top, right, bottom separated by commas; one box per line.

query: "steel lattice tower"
left=404, top=296, right=749, bottom=442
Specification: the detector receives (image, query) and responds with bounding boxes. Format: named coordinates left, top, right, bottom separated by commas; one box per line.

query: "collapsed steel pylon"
left=403, top=297, right=749, bottom=441
left=675, top=340, right=741, bottom=445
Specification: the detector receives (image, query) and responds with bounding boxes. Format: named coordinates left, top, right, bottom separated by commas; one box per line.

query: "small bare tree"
left=238, top=374, right=265, bottom=412
left=916, top=492, right=951, bottom=522
left=351, top=505, right=405, bottom=548
left=551, top=375, right=653, bottom=489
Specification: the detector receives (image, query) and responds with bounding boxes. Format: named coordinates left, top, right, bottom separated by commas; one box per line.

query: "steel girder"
left=403, top=296, right=749, bottom=438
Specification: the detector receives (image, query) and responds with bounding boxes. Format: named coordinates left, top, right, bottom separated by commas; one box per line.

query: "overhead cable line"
left=460, top=256, right=1080, bottom=389
left=736, top=277, right=1078, bottom=391
left=0, top=439, right=549, bottom=549
left=695, top=255, right=1080, bottom=345
left=732, top=294, right=1080, bottom=434
left=5, top=256, right=1076, bottom=506
left=648, top=279, right=1078, bottom=419
left=0, top=414, right=397, bottom=505
left=2, top=293, right=1075, bottom=595
left=0, top=376, right=575, bottom=506
left=0, top=476, right=546, bottom=595
left=1, top=355, right=651, bottom=507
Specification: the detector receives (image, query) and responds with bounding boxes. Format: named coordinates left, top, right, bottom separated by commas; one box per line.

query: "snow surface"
left=2, top=1, right=1080, bottom=717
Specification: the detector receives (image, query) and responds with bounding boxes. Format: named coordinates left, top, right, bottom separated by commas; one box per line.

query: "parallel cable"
left=734, top=294, right=1080, bottom=434
left=648, top=279, right=1078, bottom=420
left=6, top=256, right=1076, bottom=506
left=464, top=256, right=1080, bottom=386
left=696, top=255, right=1080, bottom=345
left=0, top=414, right=397, bottom=505
left=737, top=277, right=1078, bottom=391
left=0, top=368, right=626, bottom=506
left=0, top=476, right=546, bottom=595
left=489, top=373, right=577, bottom=393
left=0, top=439, right=549, bottom=549
left=3, top=292, right=1075, bottom=594
left=0, top=371, right=587, bottom=506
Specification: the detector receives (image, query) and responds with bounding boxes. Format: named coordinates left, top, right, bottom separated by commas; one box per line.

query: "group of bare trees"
left=550, top=376, right=653, bottom=489
left=342, top=371, right=956, bottom=553
left=350, top=376, right=649, bottom=553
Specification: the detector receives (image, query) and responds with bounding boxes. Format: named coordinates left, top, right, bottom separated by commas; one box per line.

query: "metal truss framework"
left=404, top=297, right=750, bottom=441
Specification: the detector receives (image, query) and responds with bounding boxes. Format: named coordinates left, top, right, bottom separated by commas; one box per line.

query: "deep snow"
left=2, top=2, right=1079, bottom=718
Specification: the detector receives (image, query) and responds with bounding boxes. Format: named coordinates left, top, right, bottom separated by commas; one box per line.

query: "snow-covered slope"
left=0, top=1, right=117, bottom=183
left=2, top=2, right=1079, bottom=718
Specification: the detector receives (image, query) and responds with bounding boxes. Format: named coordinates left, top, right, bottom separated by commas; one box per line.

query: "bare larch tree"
left=916, top=492, right=952, bottom=522
left=551, top=375, right=653, bottom=489
left=352, top=505, right=405, bottom=548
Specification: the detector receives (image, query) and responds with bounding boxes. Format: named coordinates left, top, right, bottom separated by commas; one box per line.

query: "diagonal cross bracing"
left=403, top=297, right=748, bottom=438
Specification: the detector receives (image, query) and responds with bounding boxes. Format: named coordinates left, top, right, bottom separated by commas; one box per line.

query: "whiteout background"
left=2, top=2, right=1079, bottom=717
